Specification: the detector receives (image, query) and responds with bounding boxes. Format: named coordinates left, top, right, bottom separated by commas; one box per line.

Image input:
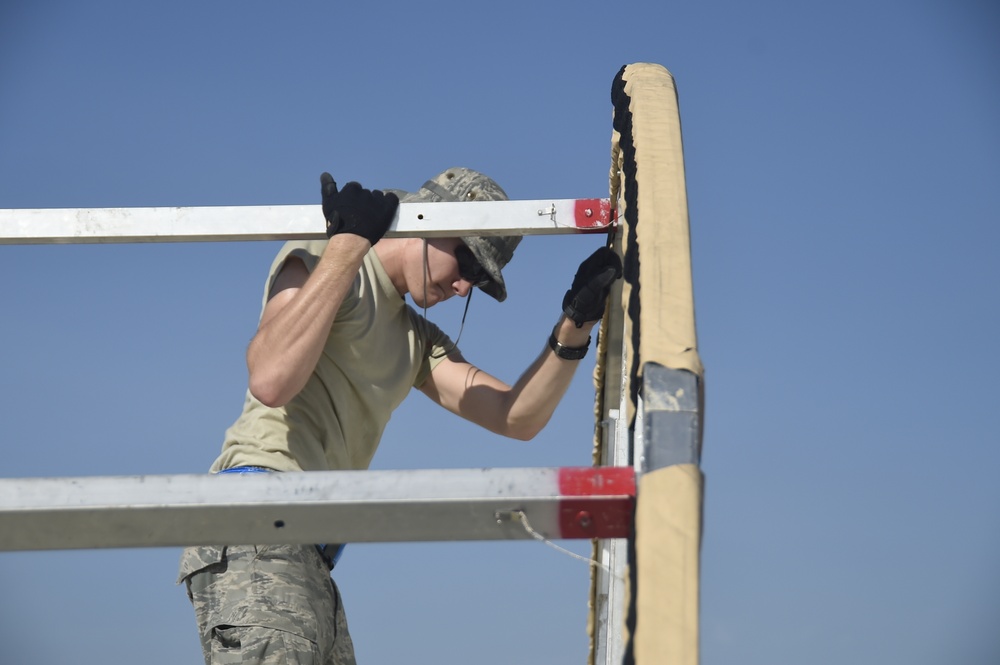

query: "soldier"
left=178, top=167, right=622, bottom=664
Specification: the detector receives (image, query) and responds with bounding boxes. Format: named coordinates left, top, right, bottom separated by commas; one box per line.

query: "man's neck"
left=372, top=238, right=411, bottom=297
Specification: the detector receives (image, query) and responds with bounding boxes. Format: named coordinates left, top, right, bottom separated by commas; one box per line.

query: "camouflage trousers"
left=178, top=544, right=357, bottom=665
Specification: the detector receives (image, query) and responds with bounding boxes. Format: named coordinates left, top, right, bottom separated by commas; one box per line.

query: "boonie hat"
left=388, top=167, right=522, bottom=302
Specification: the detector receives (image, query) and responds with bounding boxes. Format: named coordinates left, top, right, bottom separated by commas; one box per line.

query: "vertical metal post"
left=593, top=240, right=631, bottom=665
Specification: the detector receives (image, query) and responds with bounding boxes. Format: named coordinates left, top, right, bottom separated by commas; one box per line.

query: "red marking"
left=557, top=467, right=635, bottom=539
left=558, top=466, right=635, bottom=496
left=573, top=198, right=614, bottom=232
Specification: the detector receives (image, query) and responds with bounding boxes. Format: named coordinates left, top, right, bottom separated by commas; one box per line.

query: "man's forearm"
left=247, top=235, right=370, bottom=406
left=502, top=316, right=597, bottom=440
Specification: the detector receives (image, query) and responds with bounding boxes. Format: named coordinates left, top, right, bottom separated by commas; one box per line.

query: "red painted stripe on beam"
left=558, top=466, right=635, bottom=495
left=573, top=198, right=614, bottom=232
left=557, top=467, right=635, bottom=539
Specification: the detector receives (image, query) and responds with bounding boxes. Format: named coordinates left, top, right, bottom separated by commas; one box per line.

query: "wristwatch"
left=548, top=332, right=590, bottom=360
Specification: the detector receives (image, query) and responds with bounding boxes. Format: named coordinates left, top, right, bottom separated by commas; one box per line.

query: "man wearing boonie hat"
left=178, top=167, right=622, bottom=665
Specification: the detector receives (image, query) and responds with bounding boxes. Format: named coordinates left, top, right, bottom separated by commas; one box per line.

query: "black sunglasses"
left=454, top=244, right=490, bottom=287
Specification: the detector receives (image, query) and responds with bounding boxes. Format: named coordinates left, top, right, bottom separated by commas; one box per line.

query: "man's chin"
left=413, top=292, right=443, bottom=309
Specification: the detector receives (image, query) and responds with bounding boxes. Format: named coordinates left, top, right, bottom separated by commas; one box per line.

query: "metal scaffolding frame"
left=0, top=62, right=703, bottom=665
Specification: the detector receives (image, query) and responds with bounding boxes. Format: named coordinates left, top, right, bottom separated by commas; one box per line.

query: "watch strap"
left=548, top=332, right=590, bottom=360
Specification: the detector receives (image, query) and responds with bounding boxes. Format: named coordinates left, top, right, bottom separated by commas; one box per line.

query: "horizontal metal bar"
left=0, top=198, right=612, bottom=245
left=0, top=467, right=635, bottom=552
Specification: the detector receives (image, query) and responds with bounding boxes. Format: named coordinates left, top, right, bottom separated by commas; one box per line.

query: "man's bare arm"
left=418, top=315, right=596, bottom=440
left=247, top=175, right=399, bottom=407
left=247, top=235, right=370, bottom=407
left=419, top=246, right=622, bottom=440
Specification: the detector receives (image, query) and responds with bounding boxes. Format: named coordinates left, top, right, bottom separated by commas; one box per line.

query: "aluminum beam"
left=0, top=467, right=635, bottom=552
left=594, top=236, right=631, bottom=665
left=0, top=198, right=612, bottom=245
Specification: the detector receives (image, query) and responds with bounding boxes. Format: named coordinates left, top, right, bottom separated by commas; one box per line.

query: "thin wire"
left=512, top=510, right=622, bottom=580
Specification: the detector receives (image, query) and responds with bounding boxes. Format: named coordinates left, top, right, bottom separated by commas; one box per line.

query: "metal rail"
left=0, top=467, right=635, bottom=552
left=0, top=198, right=611, bottom=244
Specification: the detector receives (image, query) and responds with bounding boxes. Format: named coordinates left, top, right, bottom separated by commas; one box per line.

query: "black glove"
left=320, top=172, right=399, bottom=245
left=562, top=247, right=623, bottom=327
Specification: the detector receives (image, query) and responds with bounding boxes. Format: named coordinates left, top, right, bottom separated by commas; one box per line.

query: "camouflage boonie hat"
left=390, top=167, right=522, bottom=302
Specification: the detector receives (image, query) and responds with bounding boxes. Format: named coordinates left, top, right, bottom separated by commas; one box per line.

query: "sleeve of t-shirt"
left=413, top=315, right=457, bottom=387
left=259, top=239, right=330, bottom=313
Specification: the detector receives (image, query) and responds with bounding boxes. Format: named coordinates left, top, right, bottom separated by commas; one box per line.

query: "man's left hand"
left=562, top=247, right=623, bottom=327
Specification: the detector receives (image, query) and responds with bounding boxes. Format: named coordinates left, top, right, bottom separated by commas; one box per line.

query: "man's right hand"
left=320, top=172, right=399, bottom=245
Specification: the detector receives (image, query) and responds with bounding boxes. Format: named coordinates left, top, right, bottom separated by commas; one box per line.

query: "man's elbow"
left=248, top=373, right=292, bottom=408
left=506, top=418, right=547, bottom=441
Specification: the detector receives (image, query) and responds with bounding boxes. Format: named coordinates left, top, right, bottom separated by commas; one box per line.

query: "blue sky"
left=1, top=1, right=998, bottom=664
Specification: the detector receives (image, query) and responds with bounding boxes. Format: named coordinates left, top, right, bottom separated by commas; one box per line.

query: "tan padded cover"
left=589, top=62, right=704, bottom=665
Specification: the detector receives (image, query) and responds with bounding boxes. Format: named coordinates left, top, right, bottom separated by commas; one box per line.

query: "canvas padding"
left=588, top=62, right=704, bottom=665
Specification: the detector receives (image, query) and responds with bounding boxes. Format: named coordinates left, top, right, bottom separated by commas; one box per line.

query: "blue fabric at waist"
left=216, top=466, right=273, bottom=474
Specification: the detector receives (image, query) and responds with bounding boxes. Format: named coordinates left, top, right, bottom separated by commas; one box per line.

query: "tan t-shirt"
left=210, top=240, right=454, bottom=473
